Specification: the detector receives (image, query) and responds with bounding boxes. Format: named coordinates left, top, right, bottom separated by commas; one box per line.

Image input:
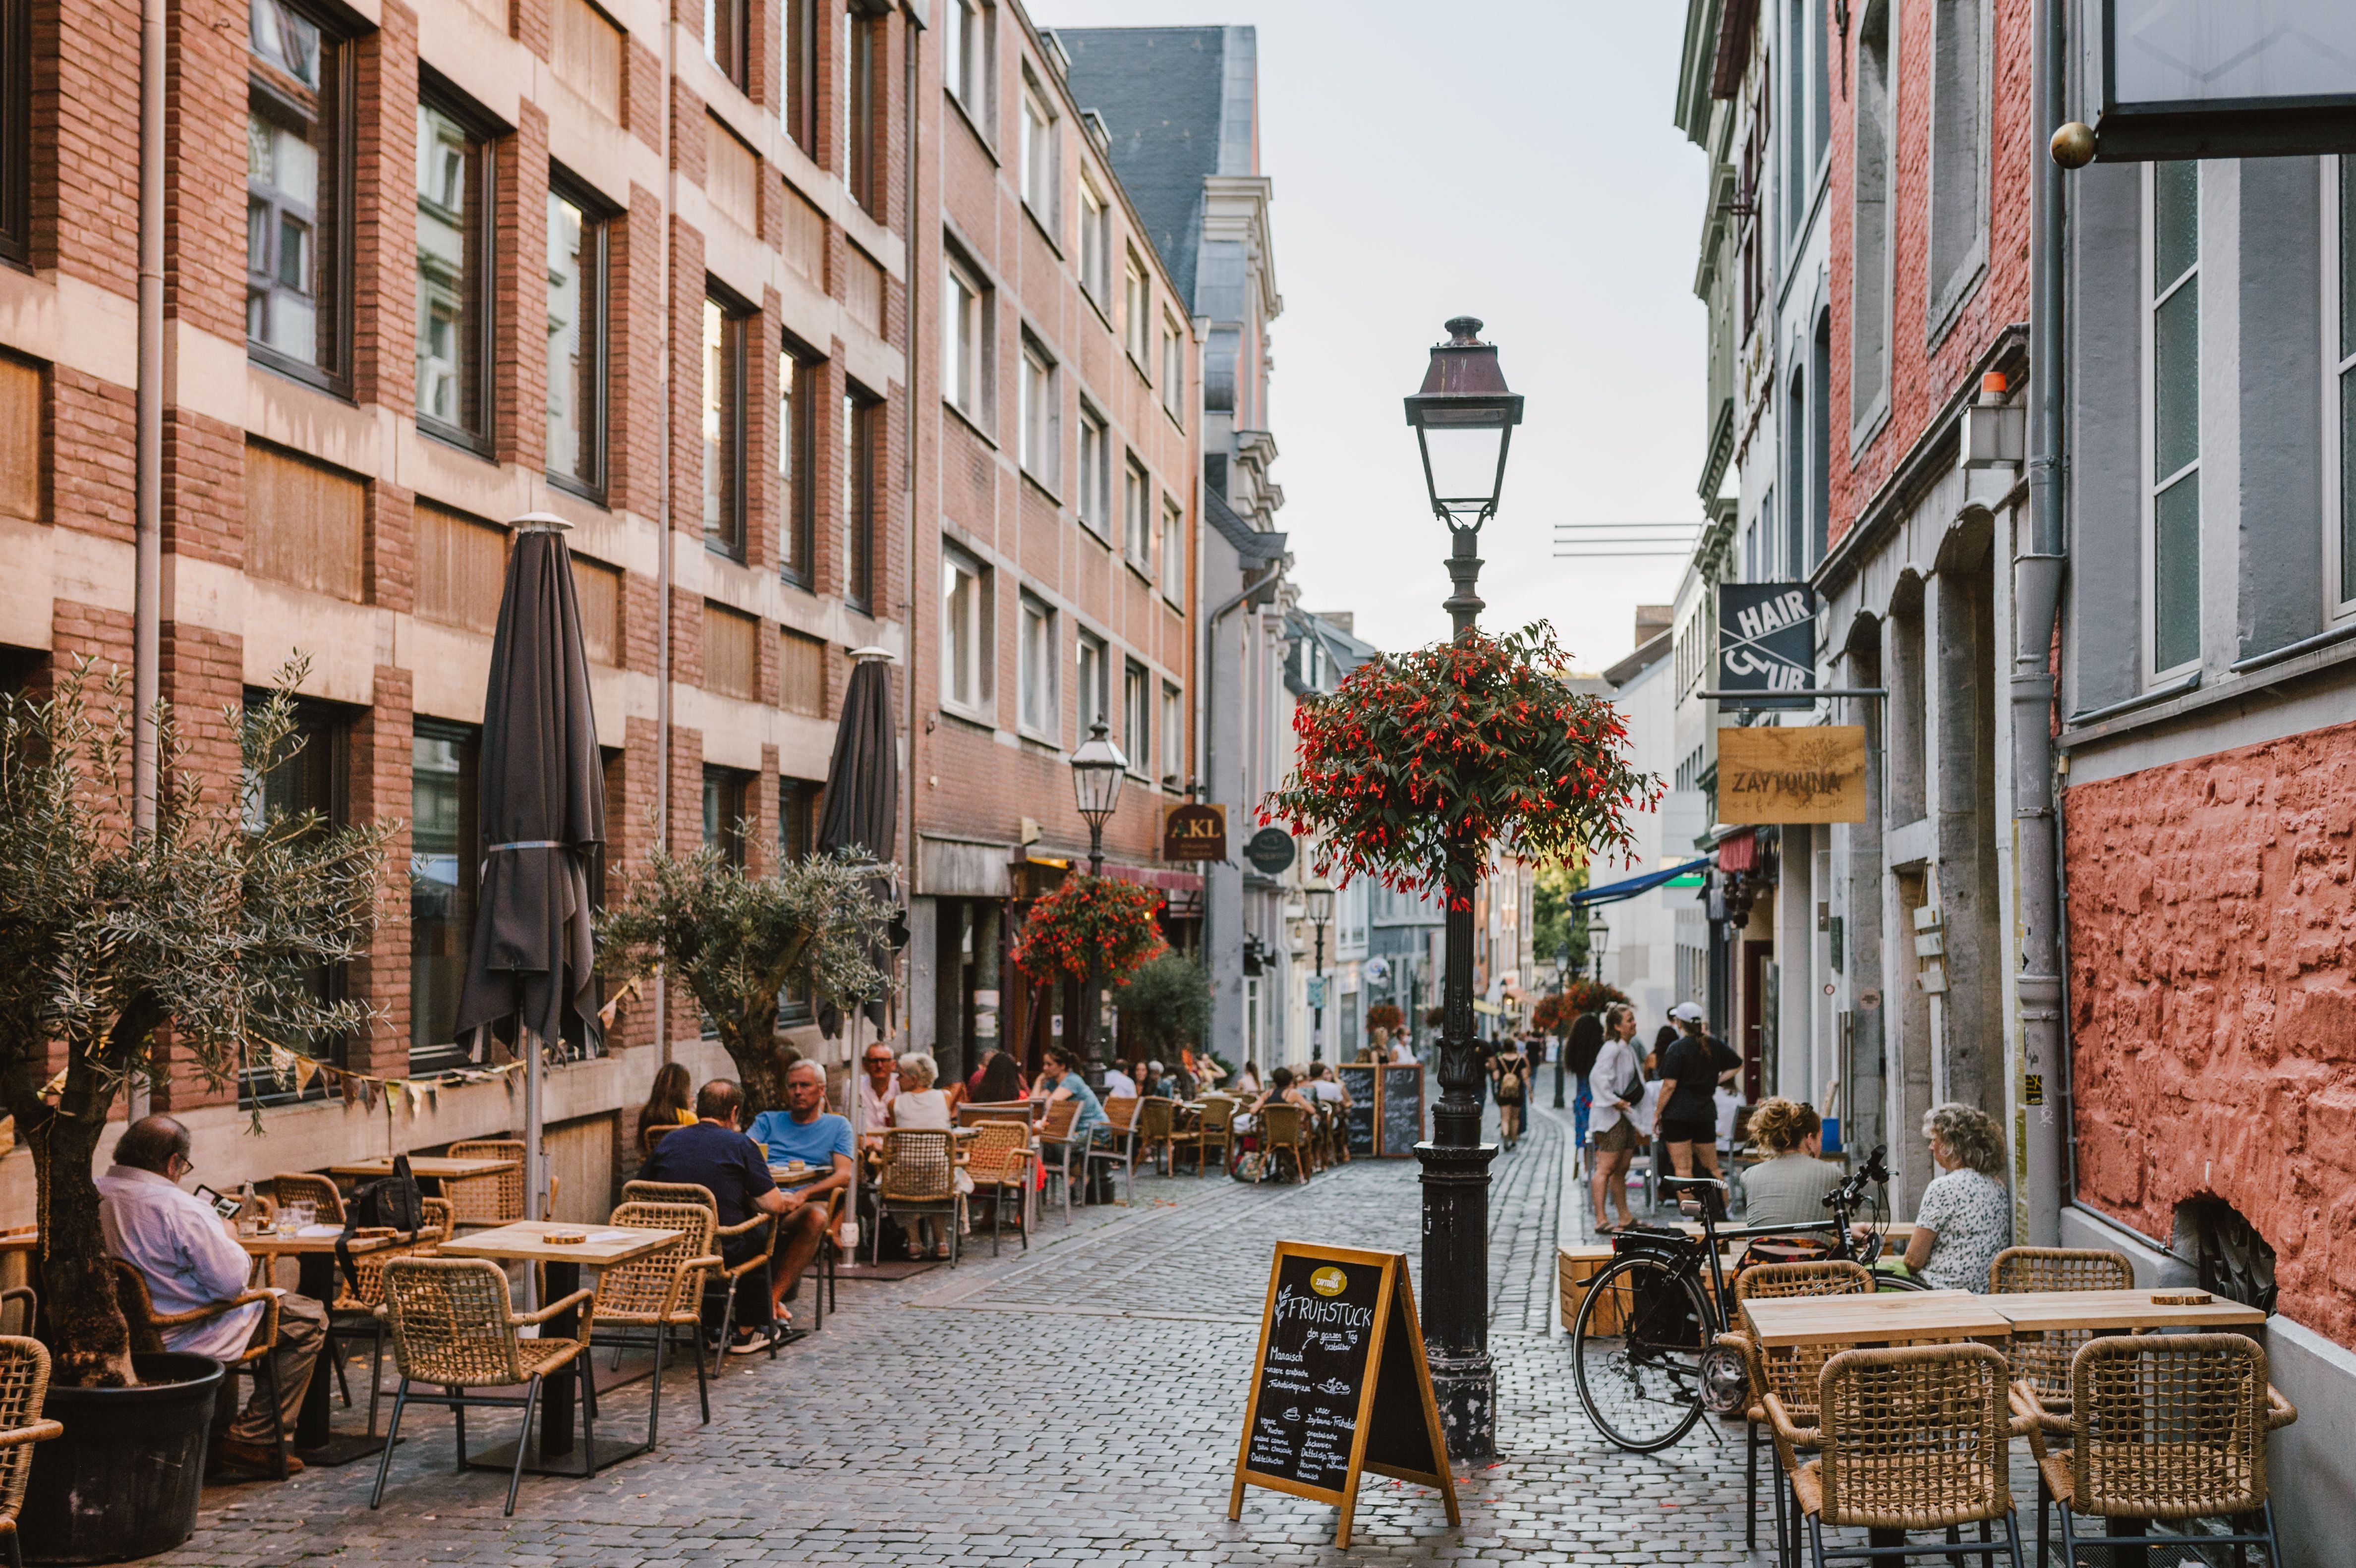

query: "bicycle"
left=1570, top=1143, right=1922, bottom=1453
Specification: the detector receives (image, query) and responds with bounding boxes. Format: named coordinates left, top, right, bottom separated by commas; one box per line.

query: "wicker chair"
left=1034, top=1099, right=1083, bottom=1218
left=964, top=1120, right=1034, bottom=1255
left=1133, top=1096, right=1185, bottom=1176
left=269, top=1172, right=345, bottom=1226
left=619, top=1180, right=778, bottom=1366
left=1988, top=1245, right=2135, bottom=1436
left=111, top=1260, right=291, bottom=1480
left=1194, top=1096, right=1236, bottom=1176
left=370, top=1256, right=597, bottom=1515
left=2013, top=1333, right=2295, bottom=1568
left=956, top=1100, right=1035, bottom=1127
left=873, top=1129, right=961, bottom=1266
left=0, top=1290, right=32, bottom=1341
left=589, top=1200, right=721, bottom=1439
left=1765, top=1341, right=2028, bottom=1568
left=1719, top=1260, right=1876, bottom=1561
left=0, top=1338, right=57, bottom=1568
left=444, top=1140, right=528, bottom=1229
left=1259, top=1104, right=1313, bottom=1184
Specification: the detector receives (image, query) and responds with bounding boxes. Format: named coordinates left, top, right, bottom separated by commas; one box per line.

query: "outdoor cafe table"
left=437, top=1220, right=680, bottom=1470
left=1983, top=1288, right=2266, bottom=1335
left=326, top=1155, right=517, bottom=1184
left=240, top=1226, right=402, bottom=1462
left=1739, top=1288, right=2014, bottom=1349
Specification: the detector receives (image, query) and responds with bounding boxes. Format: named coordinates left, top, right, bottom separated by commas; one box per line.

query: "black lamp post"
left=1590, top=914, right=1611, bottom=984
left=1071, top=718, right=1127, bottom=1102
left=1403, top=316, right=1522, bottom=1460
left=1307, top=885, right=1333, bottom=1060
left=1551, top=940, right=1571, bottom=1110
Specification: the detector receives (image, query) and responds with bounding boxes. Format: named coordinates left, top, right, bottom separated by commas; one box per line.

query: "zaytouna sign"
left=1717, top=582, right=1816, bottom=707
left=1717, top=725, right=1867, bottom=823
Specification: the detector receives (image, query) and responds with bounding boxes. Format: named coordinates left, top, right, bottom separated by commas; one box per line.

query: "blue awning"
left=1569, top=859, right=1709, bottom=908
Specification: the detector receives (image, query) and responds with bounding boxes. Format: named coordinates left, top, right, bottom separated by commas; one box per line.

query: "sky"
left=1037, top=0, right=1712, bottom=670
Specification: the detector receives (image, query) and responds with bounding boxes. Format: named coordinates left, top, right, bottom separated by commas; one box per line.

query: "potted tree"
left=596, top=845, right=892, bottom=1119
left=0, top=660, right=392, bottom=1562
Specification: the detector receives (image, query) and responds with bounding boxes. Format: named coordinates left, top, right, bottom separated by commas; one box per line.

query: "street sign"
left=1228, top=1243, right=1458, bottom=1550
left=1716, top=725, right=1868, bottom=823
left=1245, top=828, right=1297, bottom=875
left=1162, top=801, right=1228, bottom=861
left=1717, top=581, right=1817, bottom=708
left=1306, top=976, right=1328, bottom=1009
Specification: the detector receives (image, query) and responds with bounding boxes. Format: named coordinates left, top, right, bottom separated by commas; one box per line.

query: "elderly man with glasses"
left=96, top=1116, right=325, bottom=1476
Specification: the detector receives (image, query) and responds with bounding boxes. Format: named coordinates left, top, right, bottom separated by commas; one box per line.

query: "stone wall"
left=2064, top=719, right=2356, bottom=1345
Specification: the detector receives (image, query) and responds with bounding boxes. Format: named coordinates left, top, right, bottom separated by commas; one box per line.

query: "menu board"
left=1228, top=1243, right=1458, bottom=1549
left=1334, top=1064, right=1377, bottom=1156
left=1377, top=1064, right=1424, bottom=1157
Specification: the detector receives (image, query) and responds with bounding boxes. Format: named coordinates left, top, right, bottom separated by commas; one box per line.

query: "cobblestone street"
left=157, top=1105, right=1770, bottom=1567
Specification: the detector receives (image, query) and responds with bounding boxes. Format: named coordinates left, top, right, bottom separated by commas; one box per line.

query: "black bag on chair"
left=335, top=1153, right=425, bottom=1290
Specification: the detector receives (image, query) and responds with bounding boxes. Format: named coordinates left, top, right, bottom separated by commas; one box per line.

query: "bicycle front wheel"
left=1571, top=1253, right=1710, bottom=1452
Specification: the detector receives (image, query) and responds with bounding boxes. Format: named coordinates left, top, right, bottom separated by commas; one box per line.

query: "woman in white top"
left=887, top=1053, right=967, bottom=1258
left=1587, top=1005, right=1645, bottom=1232
left=1857, top=1102, right=2011, bottom=1290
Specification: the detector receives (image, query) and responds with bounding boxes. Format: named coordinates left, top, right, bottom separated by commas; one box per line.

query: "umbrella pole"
left=523, top=1026, right=544, bottom=1311
left=847, top=1012, right=862, bottom=1263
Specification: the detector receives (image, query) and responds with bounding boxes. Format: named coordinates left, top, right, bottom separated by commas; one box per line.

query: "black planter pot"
left=21, top=1351, right=225, bottom=1565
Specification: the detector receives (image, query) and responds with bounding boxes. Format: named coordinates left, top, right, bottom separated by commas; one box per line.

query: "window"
left=410, top=721, right=480, bottom=1072
left=702, top=600, right=758, bottom=699
left=241, top=694, right=349, bottom=1097
left=780, top=344, right=816, bottom=586
left=847, top=3, right=881, bottom=216
left=2147, top=160, right=2200, bottom=676
left=1160, top=682, right=1182, bottom=787
left=942, top=256, right=984, bottom=418
left=780, top=627, right=826, bottom=715
left=1850, top=0, right=1896, bottom=438
left=546, top=179, right=607, bottom=498
left=248, top=0, right=348, bottom=386
left=1123, top=659, right=1149, bottom=777
left=1079, top=176, right=1109, bottom=300
left=1018, top=337, right=1055, bottom=485
left=944, top=0, right=983, bottom=118
left=1927, top=0, right=1988, bottom=331
left=784, top=0, right=817, bottom=155
left=844, top=386, right=878, bottom=610
left=1809, top=312, right=1832, bottom=568
left=705, top=0, right=747, bottom=90
left=1737, top=67, right=1768, bottom=337
left=1782, top=0, right=1809, bottom=246
left=1019, top=593, right=1055, bottom=735
left=941, top=545, right=989, bottom=715
left=553, top=0, right=622, bottom=121
left=0, top=0, right=27, bottom=267
left=703, top=294, right=747, bottom=558
left=1020, top=79, right=1054, bottom=221
left=1123, top=457, right=1147, bottom=562
left=702, top=765, right=750, bottom=866
left=1123, top=251, right=1149, bottom=363
left=1161, top=494, right=1184, bottom=602
left=2336, top=157, right=2356, bottom=616
left=706, top=116, right=759, bottom=231
left=415, top=94, right=494, bottom=447
left=779, top=777, right=823, bottom=864
left=1075, top=628, right=1106, bottom=740
left=1077, top=406, right=1109, bottom=535
left=1160, top=313, right=1184, bottom=421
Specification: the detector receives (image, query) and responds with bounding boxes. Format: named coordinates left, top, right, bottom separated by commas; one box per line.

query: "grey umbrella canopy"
left=816, top=651, right=899, bottom=865
left=455, top=517, right=605, bottom=1225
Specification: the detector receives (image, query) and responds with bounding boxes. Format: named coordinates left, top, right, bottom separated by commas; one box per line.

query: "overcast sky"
left=1038, top=0, right=1711, bottom=670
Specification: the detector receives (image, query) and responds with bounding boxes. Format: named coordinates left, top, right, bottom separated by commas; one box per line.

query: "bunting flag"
left=292, top=1056, right=319, bottom=1094
left=38, top=1068, right=66, bottom=1099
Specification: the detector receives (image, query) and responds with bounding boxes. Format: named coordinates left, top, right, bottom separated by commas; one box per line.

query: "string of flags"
left=254, top=1044, right=532, bottom=1118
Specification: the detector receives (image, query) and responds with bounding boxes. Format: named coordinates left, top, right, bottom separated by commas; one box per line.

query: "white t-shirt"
left=889, top=1088, right=952, bottom=1130
left=1306, top=1078, right=1344, bottom=1105
left=1390, top=1041, right=1417, bottom=1064
left=1101, top=1067, right=1138, bottom=1099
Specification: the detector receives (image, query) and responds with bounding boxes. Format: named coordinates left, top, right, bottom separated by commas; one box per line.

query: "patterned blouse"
left=1913, top=1168, right=2012, bottom=1292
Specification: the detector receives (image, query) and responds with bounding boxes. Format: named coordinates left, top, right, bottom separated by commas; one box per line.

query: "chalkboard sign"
left=1228, top=1243, right=1457, bottom=1549
left=1378, top=1064, right=1424, bottom=1157
left=1335, top=1064, right=1377, bottom=1156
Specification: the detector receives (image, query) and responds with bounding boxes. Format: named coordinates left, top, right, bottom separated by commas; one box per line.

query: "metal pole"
left=1418, top=522, right=1498, bottom=1460
left=1082, top=823, right=1106, bottom=1098
left=1312, top=920, right=1325, bottom=1061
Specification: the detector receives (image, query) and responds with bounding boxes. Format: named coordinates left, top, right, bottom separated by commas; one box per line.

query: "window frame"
left=1074, top=626, right=1107, bottom=743
left=2142, top=159, right=2201, bottom=682
left=1019, top=73, right=1057, bottom=228
left=414, top=80, right=500, bottom=453
left=1018, top=591, right=1057, bottom=739
left=942, top=252, right=987, bottom=421
left=706, top=0, right=748, bottom=91
left=940, top=541, right=991, bottom=719
left=847, top=1, right=883, bottom=217
left=1159, top=681, right=1182, bottom=789
left=780, top=336, right=818, bottom=588
left=1123, top=250, right=1149, bottom=367
left=1161, top=492, right=1185, bottom=606
left=239, top=692, right=352, bottom=1102
left=784, top=0, right=817, bottom=156
left=0, top=0, right=28, bottom=269
left=1018, top=334, right=1057, bottom=490
left=1923, top=0, right=1991, bottom=344
left=943, top=0, right=988, bottom=127
left=703, top=288, right=750, bottom=560
left=246, top=0, right=355, bottom=395
left=545, top=168, right=611, bottom=503
left=844, top=383, right=880, bottom=612
left=1122, top=454, right=1150, bottom=567
left=1122, top=658, right=1150, bottom=779
left=702, top=764, right=752, bottom=866
left=1848, top=0, right=1897, bottom=449
left=1076, top=403, right=1110, bottom=539
left=408, top=717, right=482, bottom=1074
left=2328, top=155, right=2356, bottom=623
left=1078, top=174, right=1109, bottom=302
left=1160, top=311, right=1185, bottom=423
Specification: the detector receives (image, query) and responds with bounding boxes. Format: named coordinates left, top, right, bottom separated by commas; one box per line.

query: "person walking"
left=1489, top=1036, right=1530, bottom=1150
left=1652, top=1002, right=1740, bottom=1213
left=1587, top=1005, right=1645, bottom=1232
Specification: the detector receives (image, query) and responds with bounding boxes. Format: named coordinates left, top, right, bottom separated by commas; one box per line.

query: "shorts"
left=1659, top=1115, right=1717, bottom=1147
left=1590, top=1119, right=1639, bottom=1154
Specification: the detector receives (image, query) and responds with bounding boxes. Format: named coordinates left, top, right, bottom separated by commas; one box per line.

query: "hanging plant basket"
left=1012, top=873, right=1166, bottom=984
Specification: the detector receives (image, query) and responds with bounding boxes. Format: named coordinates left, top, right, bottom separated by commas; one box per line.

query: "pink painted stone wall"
left=2065, top=720, right=2356, bottom=1347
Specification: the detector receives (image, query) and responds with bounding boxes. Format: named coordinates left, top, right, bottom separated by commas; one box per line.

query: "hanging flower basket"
left=1562, top=978, right=1631, bottom=1017
left=1262, top=622, right=1660, bottom=907
left=1012, top=873, right=1166, bottom=984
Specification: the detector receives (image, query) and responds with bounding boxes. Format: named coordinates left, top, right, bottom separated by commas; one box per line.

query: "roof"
left=1055, top=26, right=1254, bottom=309
left=1203, top=485, right=1286, bottom=565
left=1604, top=628, right=1673, bottom=688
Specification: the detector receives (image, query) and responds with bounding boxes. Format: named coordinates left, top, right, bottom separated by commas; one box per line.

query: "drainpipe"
left=128, top=0, right=165, bottom=1121
left=653, top=0, right=678, bottom=1065
left=2011, top=0, right=2069, bottom=1247
left=1201, top=558, right=1282, bottom=991
left=903, top=2, right=922, bottom=1003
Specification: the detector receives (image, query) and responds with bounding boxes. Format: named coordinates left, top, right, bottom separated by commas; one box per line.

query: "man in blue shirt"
left=744, top=1059, right=854, bottom=1324
left=640, top=1078, right=792, bottom=1351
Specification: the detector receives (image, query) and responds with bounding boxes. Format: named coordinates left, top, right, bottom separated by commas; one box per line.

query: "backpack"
left=1497, top=1059, right=1524, bottom=1098
left=336, top=1152, right=425, bottom=1291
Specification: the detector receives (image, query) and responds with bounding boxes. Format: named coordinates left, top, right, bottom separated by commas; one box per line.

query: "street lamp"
left=1590, top=914, right=1611, bottom=983
left=1307, top=885, right=1334, bottom=1060
left=1070, top=718, right=1127, bottom=1104
left=1552, top=940, right=1571, bottom=1110
left=1403, top=316, right=1521, bottom=1460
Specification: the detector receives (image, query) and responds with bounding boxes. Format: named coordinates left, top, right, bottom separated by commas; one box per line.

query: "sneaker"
left=727, top=1328, right=774, bottom=1356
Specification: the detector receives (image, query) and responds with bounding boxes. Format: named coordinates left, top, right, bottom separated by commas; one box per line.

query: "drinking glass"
left=291, top=1200, right=317, bottom=1232
left=274, top=1205, right=298, bottom=1238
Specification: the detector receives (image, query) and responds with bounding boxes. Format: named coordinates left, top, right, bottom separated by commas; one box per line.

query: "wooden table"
left=327, top=1156, right=517, bottom=1182
left=1984, top=1288, right=2266, bottom=1334
left=1739, top=1288, right=2013, bottom=1349
left=438, top=1221, right=679, bottom=1471
left=239, top=1227, right=402, bottom=1463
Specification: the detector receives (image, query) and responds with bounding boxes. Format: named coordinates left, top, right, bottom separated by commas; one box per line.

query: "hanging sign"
left=1245, top=828, right=1297, bottom=875
left=1228, top=1243, right=1459, bottom=1549
left=1716, top=725, right=1869, bottom=823
left=1717, top=582, right=1817, bottom=708
left=2088, top=2, right=2356, bottom=164
left=1162, top=802, right=1228, bottom=861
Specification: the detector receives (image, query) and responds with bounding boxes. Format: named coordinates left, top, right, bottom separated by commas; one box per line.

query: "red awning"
left=1716, top=829, right=1757, bottom=874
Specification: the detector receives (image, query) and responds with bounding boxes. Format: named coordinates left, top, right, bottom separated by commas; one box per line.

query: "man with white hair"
left=1101, top=1060, right=1138, bottom=1099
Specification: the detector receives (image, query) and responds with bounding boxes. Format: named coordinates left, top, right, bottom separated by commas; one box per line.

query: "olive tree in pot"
left=0, top=661, right=391, bottom=1562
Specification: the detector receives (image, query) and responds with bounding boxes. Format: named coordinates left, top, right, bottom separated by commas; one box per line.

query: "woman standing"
left=1488, top=1036, right=1531, bottom=1150
left=1651, top=1003, right=1740, bottom=1210
left=1587, top=1004, right=1645, bottom=1232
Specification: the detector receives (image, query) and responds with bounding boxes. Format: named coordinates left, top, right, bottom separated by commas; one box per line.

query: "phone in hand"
left=192, top=1184, right=242, bottom=1221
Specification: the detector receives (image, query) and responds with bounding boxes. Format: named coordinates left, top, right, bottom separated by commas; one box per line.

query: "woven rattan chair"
left=1034, top=1098, right=1083, bottom=1218
left=269, top=1172, right=345, bottom=1226
left=1259, top=1104, right=1312, bottom=1184
left=1719, top=1259, right=1876, bottom=1561
left=1133, top=1096, right=1181, bottom=1176
left=1194, top=1096, right=1236, bottom=1176
left=370, top=1255, right=597, bottom=1515
left=0, top=1289, right=33, bottom=1341
left=873, top=1129, right=961, bottom=1266
left=956, top=1100, right=1035, bottom=1127
left=589, top=1200, right=721, bottom=1439
left=619, top=1180, right=778, bottom=1367
left=964, top=1120, right=1034, bottom=1255
left=2013, top=1332, right=2295, bottom=1568
left=113, top=1260, right=291, bottom=1480
left=0, top=1338, right=57, bottom=1567
left=1766, top=1342, right=2028, bottom=1568
left=444, top=1139, right=528, bottom=1228
left=1988, top=1245, right=2135, bottom=1436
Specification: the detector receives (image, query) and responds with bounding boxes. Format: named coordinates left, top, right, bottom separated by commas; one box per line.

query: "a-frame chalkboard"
left=1227, top=1242, right=1459, bottom=1549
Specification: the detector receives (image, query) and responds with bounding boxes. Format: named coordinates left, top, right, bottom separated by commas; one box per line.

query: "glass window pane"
left=415, top=104, right=479, bottom=431
left=546, top=191, right=591, bottom=484
left=2342, top=156, right=2356, bottom=366
left=2154, top=473, right=2199, bottom=671
left=2154, top=274, right=2198, bottom=482
left=2343, top=365, right=2356, bottom=606
left=2154, top=160, right=2197, bottom=290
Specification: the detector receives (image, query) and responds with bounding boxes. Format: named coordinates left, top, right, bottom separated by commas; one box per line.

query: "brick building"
left=0, top=0, right=917, bottom=1206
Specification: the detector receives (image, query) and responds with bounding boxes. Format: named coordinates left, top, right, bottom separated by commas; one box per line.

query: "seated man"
left=640, top=1079, right=793, bottom=1352
left=97, top=1116, right=324, bottom=1476
left=742, top=1061, right=854, bottom=1324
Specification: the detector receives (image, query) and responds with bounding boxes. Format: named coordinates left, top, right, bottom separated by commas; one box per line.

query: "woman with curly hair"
left=1736, top=1097, right=1844, bottom=1226
left=1858, top=1102, right=2012, bottom=1290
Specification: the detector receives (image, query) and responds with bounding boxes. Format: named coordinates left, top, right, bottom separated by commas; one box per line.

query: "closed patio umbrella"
left=455, top=514, right=606, bottom=1242
left=817, top=647, right=898, bottom=1247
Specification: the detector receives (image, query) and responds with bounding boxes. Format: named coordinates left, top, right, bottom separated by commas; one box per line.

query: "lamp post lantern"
left=1404, top=316, right=1522, bottom=1460
left=1552, top=940, right=1572, bottom=1110
left=1070, top=718, right=1127, bottom=1104
left=1590, top=914, right=1611, bottom=984
left=1307, top=885, right=1334, bottom=1060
